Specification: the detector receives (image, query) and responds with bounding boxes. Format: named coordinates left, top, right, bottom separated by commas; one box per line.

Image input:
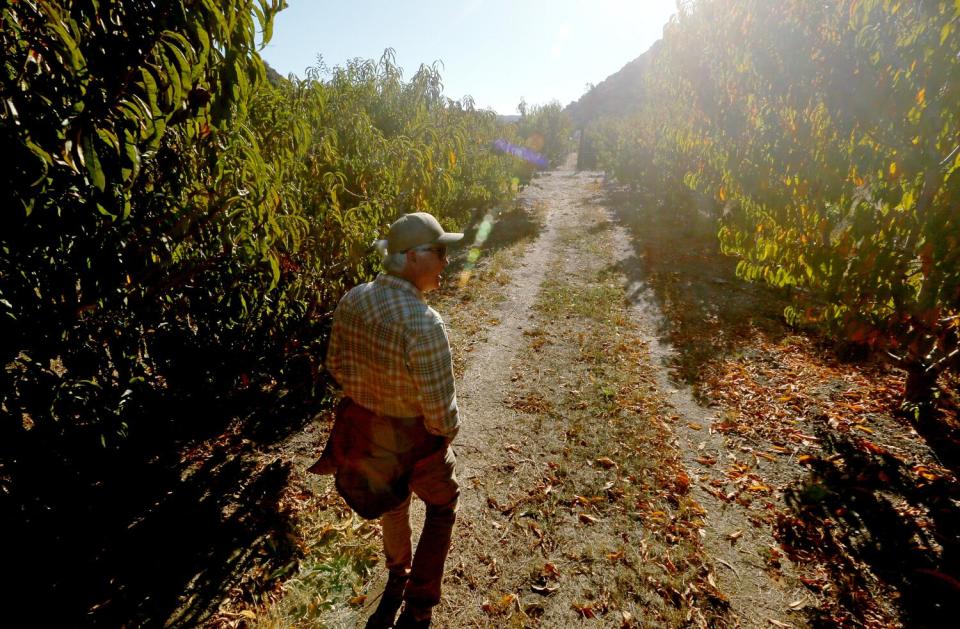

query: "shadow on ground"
left=607, top=189, right=788, bottom=394
left=3, top=389, right=315, bottom=627
left=779, top=430, right=960, bottom=627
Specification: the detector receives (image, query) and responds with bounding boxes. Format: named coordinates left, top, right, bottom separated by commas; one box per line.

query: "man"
left=325, top=212, right=463, bottom=629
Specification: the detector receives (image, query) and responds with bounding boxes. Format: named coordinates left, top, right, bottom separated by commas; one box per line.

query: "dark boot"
left=364, top=573, right=408, bottom=629
left=394, top=604, right=431, bottom=628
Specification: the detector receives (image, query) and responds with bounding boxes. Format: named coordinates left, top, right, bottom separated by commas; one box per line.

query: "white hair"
left=376, top=239, right=436, bottom=275
left=376, top=239, right=408, bottom=275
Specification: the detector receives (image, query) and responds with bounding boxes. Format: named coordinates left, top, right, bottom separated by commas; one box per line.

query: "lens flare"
left=493, top=138, right=549, bottom=169
left=458, top=211, right=496, bottom=288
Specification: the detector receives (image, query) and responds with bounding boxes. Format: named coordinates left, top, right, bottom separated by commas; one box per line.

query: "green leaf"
left=81, top=131, right=106, bottom=191
left=139, top=67, right=162, bottom=117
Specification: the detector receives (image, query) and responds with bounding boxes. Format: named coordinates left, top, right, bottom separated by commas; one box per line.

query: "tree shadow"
left=778, top=430, right=960, bottom=627
left=607, top=191, right=790, bottom=393
left=3, top=389, right=307, bottom=627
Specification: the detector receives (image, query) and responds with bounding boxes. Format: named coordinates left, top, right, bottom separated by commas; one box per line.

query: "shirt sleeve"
left=406, top=316, right=461, bottom=440
left=325, top=302, right=346, bottom=388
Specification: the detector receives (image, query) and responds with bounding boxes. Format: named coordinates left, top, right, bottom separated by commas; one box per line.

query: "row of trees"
left=0, top=1, right=560, bottom=490
left=583, top=0, right=960, bottom=412
left=517, top=99, right=574, bottom=168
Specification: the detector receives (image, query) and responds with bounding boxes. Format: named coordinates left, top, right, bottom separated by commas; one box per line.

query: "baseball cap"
left=386, top=212, right=464, bottom=254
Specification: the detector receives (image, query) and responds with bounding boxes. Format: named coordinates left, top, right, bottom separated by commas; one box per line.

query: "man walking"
left=325, top=212, right=463, bottom=628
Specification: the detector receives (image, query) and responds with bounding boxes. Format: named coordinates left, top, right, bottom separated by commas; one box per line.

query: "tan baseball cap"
left=386, top=212, right=464, bottom=254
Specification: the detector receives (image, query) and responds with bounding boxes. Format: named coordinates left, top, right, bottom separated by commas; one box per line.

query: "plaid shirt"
left=326, top=274, right=460, bottom=439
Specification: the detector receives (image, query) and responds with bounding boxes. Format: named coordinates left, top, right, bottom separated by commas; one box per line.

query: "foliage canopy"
left=578, top=0, right=960, bottom=409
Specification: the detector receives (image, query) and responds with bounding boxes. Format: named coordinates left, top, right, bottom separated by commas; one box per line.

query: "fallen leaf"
left=573, top=603, right=596, bottom=619
left=348, top=595, right=367, bottom=606
left=696, top=456, right=717, bottom=466
left=239, top=610, right=256, bottom=619
left=606, top=550, right=625, bottom=561
left=687, top=422, right=703, bottom=430
left=767, top=619, right=793, bottom=628
left=531, top=584, right=559, bottom=595
left=596, top=456, right=617, bottom=469
left=578, top=512, right=597, bottom=525
left=913, top=465, right=944, bottom=481
left=748, top=483, right=771, bottom=492
left=727, top=530, right=743, bottom=541
left=675, top=471, right=691, bottom=493
left=788, top=599, right=805, bottom=610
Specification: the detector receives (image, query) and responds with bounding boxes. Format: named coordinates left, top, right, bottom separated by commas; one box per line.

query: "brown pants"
left=381, top=444, right=459, bottom=612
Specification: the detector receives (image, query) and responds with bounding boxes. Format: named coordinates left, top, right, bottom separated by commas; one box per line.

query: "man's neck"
left=385, top=271, right=426, bottom=297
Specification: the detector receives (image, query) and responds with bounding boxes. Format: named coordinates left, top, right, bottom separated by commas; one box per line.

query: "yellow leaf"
left=916, top=88, right=926, bottom=106
left=239, top=610, right=256, bottom=619
left=889, top=162, right=897, bottom=176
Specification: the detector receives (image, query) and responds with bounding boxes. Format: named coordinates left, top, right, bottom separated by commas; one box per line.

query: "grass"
left=211, top=474, right=382, bottom=628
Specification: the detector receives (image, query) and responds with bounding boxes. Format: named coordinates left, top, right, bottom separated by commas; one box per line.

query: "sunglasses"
left=410, top=245, right=448, bottom=259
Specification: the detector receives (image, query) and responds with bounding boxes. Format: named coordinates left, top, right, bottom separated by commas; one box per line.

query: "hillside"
left=565, top=40, right=661, bottom=127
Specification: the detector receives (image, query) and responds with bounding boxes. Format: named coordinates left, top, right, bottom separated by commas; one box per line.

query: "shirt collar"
left=376, top=273, right=425, bottom=301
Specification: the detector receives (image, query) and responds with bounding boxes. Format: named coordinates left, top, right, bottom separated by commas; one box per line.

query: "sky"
left=259, top=0, right=678, bottom=115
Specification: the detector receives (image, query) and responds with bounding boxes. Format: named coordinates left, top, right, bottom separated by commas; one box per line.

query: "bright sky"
left=260, top=0, right=677, bottom=115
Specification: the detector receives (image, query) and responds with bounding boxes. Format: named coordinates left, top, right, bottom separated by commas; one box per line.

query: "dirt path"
left=610, top=218, right=812, bottom=627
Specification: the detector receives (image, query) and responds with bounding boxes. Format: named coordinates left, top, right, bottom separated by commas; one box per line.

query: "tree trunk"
left=904, top=361, right=939, bottom=422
